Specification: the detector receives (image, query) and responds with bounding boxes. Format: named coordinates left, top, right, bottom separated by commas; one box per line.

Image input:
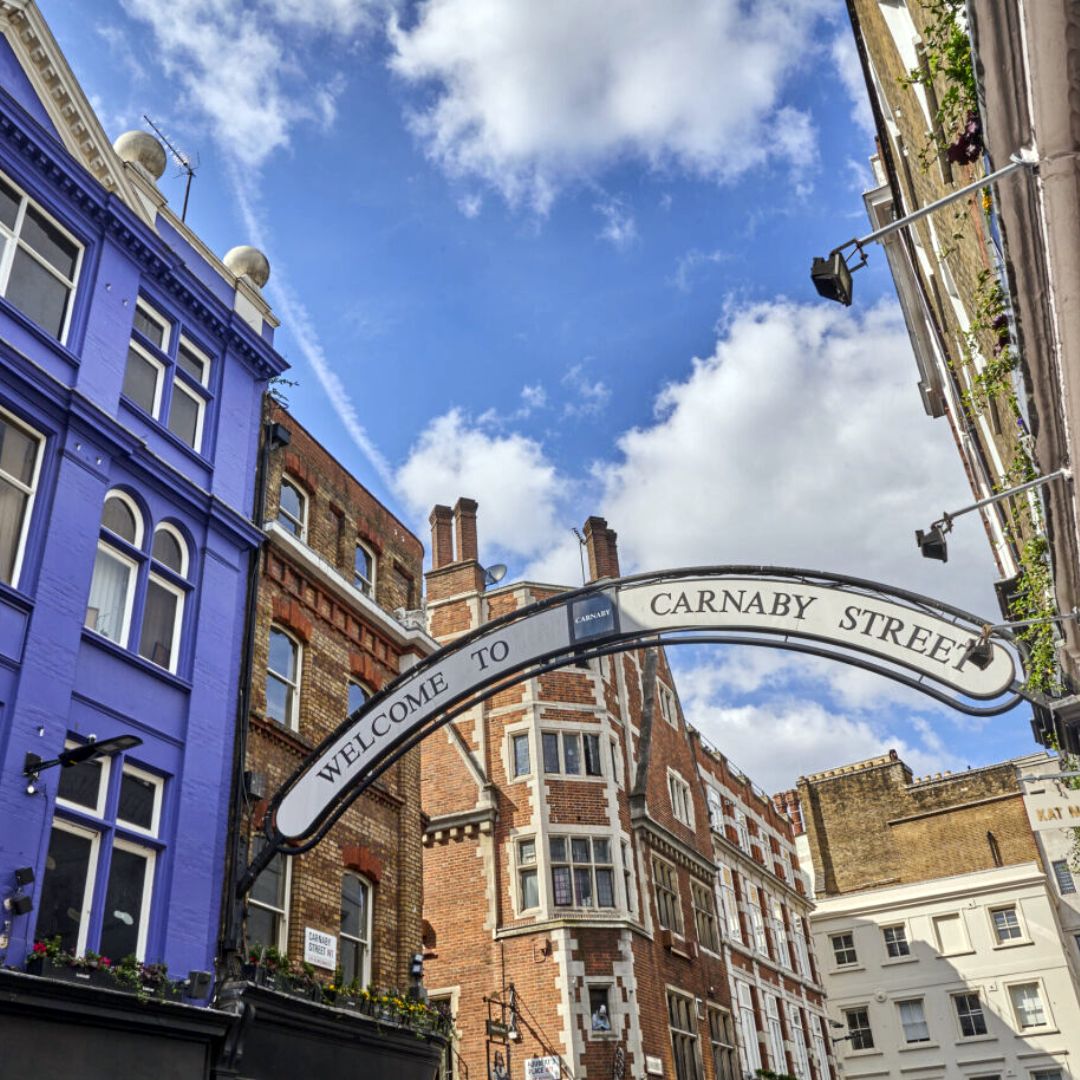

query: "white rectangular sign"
left=525, top=1058, right=562, bottom=1080
left=1024, top=782, right=1080, bottom=832
left=304, top=926, right=337, bottom=969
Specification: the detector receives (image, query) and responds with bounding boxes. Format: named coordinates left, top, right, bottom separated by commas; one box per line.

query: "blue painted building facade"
left=0, top=2, right=286, bottom=981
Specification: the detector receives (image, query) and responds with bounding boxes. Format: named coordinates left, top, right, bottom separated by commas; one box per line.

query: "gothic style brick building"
left=420, top=501, right=833, bottom=1080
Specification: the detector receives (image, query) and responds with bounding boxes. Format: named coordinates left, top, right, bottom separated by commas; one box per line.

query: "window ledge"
left=0, top=295, right=81, bottom=365
left=118, top=395, right=212, bottom=467
left=898, top=1043, right=938, bottom=1053
left=833, top=964, right=866, bottom=974
left=991, top=940, right=1033, bottom=950
left=0, top=578, right=34, bottom=611
left=955, top=1035, right=998, bottom=1044
left=881, top=956, right=919, bottom=967
left=1015, top=1028, right=1058, bottom=1037
left=936, top=949, right=975, bottom=959
left=81, top=629, right=192, bottom=690
left=847, top=1049, right=883, bottom=1059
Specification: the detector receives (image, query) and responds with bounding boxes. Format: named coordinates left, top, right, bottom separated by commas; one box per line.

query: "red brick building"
left=241, top=402, right=437, bottom=990
left=421, top=502, right=828, bottom=1080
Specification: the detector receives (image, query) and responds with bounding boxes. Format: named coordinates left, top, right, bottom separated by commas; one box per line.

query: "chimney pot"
left=454, top=498, right=479, bottom=564
left=429, top=505, right=454, bottom=569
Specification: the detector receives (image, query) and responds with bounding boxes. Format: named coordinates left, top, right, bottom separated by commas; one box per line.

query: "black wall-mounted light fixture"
left=24, top=734, right=143, bottom=794
left=917, top=467, right=1071, bottom=563
left=812, top=150, right=1037, bottom=306
left=959, top=607, right=1080, bottom=671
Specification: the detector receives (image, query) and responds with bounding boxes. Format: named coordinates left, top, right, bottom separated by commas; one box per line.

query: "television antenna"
left=143, top=114, right=198, bottom=222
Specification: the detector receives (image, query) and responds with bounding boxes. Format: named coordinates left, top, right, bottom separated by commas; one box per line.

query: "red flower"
left=32, top=941, right=47, bottom=954
left=100, top=956, right=111, bottom=967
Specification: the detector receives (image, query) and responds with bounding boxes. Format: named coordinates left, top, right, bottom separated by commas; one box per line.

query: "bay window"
left=551, top=836, right=615, bottom=908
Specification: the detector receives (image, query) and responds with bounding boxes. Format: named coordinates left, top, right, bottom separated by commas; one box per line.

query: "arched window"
left=340, top=873, right=371, bottom=986
left=277, top=477, right=306, bottom=539
left=347, top=679, right=370, bottom=718
left=138, top=524, right=189, bottom=671
left=85, top=491, right=143, bottom=644
left=267, top=627, right=301, bottom=729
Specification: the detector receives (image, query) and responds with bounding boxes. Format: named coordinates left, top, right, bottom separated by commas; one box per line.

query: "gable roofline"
left=0, top=0, right=151, bottom=225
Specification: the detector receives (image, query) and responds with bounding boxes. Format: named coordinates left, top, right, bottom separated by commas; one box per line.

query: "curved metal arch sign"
left=242, top=566, right=1027, bottom=889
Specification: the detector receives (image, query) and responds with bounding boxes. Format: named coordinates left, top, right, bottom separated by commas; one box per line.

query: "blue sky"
left=40, top=0, right=1036, bottom=788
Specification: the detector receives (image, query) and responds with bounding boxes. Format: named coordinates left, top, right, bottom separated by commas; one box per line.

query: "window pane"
left=0, top=480, right=29, bottom=585
left=152, top=528, right=184, bottom=573
left=542, top=732, right=560, bottom=773
left=549, top=837, right=566, bottom=861
left=133, top=305, right=166, bottom=350
left=269, top=629, right=297, bottom=679
left=347, top=681, right=368, bottom=716
left=100, top=846, right=150, bottom=960
left=251, top=851, right=285, bottom=908
left=520, top=869, right=539, bottom=909
left=168, top=383, right=201, bottom=449
left=102, top=496, right=138, bottom=543
left=0, top=414, right=38, bottom=485
left=1052, top=860, right=1076, bottom=895
left=593, top=839, right=610, bottom=863
left=265, top=674, right=291, bottom=725
left=0, top=176, right=18, bottom=228
left=573, top=867, right=593, bottom=906
left=21, top=204, right=78, bottom=277
left=122, top=348, right=159, bottom=414
left=552, top=866, right=572, bottom=906
left=584, top=733, right=601, bottom=775
left=139, top=578, right=179, bottom=667
left=86, top=547, right=132, bottom=642
left=37, top=827, right=93, bottom=955
left=563, top=734, right=581, bottom=774
left=57, top=757, right=103, bottom=811
left=118, top=771, right=157, bottom=832
left=571, top=839, right=590, bottom=864
left=7, top=247, right=69, bottom=337
left=341, top=937, right=365, bottom=986
left=513, top=734, right=530, bottom=777
left=341, top=875, right=368, bottom=938
left=278, top=481, right=303, bottom=535
left=355, top=545, right=372, bottom=583
left=177, top=340, right=207, bottom=383
left=247, top=904, right=279, bottom=953
left=519, top=840, right=536, bottom=864
left=596, top=868, right=614, bottom=907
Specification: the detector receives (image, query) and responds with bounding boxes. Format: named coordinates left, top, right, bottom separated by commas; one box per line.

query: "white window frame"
left=152, top=522, right=189, bottom=577
left=658, top=683, right=678, bottom=727
left=734, top=809, right=750, bottom=851
left=897, top=998, right=930, bottom=1044
left=142, top=570, right=184, bottom=672
left=354, top=540, right=376, bottom=597
left=48, top=819, right=100, bottom=955
left=745, top=881, right=767, bottom=954
left=249, top=840, right=291, bottom=952
left=339, top=871, right=372, bottom=986
left=882, top=923, right=911, bottom=959
left=735, top=981, right=761, bottom=1075
left=652, top=854, right=684, bottom=933
left=55, top=739, right=111, bottom=817
left=771, top=897, right=791, bottom=968
left=551, top=834, right=616, bottom=909
left=952, top=991, right=988, bottom=1039
left=108, top=836, right=156, bottom=961
left=510, top=731, right=531, bottom=779
left=844, top=1006, right=874, bottom=1052
left=788, top=1003, right=811, bottom=1080
left=810, top=1015, right=830, bottom=1080
left=516, top=836, right=539, bottom=912
left=541, top=729, right=603, bottom=777
left=86, top=541, right=138, bottom=646
left=1006, top=980, right=1052, bottom=1031
left=267, top=626, right=302, bottom=730
left=668, top=769, right=694, bottom=826
left=347, top=678, right=371, bottom=717
left=177, top=334, right=210, bottom=387
left=717, top=863, right=741, bottom=943
left=763, top=992, right=786, bottom=1073
left=124, top=339, right=165, bottom=418
left=1051, top=859, right=1077, bottom=895
left=167, top=376, right=206, bottom=453
left=117, top=764, right=164, bottom=838
left=831, top=930, right=858, bottom=967
left=134, top=296, right=171, bottom=352
left=277, top=476, right=308, bottom=540
left=0, top=169, right=83, bottom=343
left=0, top=405, right=44, bottom=590
left=102, top=489, right=145, bottom=547
left=989, top=904, right=1028, bottom=946
left=667, top=986, right=701, bottom=1080
left=691, top=879, right=719, bottom=953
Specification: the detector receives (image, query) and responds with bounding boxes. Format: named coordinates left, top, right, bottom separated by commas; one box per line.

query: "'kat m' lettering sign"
left=246, top=567, right=1025, bottom=887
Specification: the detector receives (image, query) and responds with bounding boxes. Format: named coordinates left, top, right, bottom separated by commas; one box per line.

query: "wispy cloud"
left=562, top=363, right=610, bottom=418
left=594, top=195, right=638, bottom=250
left=670, top=248, right=729, bottom=292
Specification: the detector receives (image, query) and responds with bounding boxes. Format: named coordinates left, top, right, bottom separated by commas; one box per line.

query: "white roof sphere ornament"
left=223, top=245, right=271, bottom=289
left=112, top=130, right=167, bottom=181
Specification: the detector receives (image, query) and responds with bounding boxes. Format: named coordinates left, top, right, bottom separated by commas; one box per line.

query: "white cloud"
left=457, top=192, right=484, bottom=218
left=597, top=298, right=999, bottom=617
left=388, top=0, right=826, bottom=211
left=120, top=0, right=379, bottom=167
left=831, top=31, right=876, bottom=137
left=594, top=195, right=638, bottom=250
left=671, top=248, right=729, bottom=292
left=396, top=408, right=567, bottom=562
left=562, top=363, right=611, bottom=418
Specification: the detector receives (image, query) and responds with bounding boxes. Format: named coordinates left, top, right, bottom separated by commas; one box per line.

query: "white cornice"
left=0, top=1, right=150, bottom=224
left=264, top=520, right=439, bottom=656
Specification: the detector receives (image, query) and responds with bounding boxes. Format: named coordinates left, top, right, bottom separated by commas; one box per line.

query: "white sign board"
left=274, top=573, right=1017, bottom=842
left=1024, top=781, right=1080, bottom=832
left=645, top=1055, right=664, bottom=1076
left=304, top=927, right=337, bottom=970
left=525, top=1058, right=561, bottom=1080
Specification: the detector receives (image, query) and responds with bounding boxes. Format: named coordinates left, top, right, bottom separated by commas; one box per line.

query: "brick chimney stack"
left=583, top=516, right=620, bottom=582
left=453, top=498, right=479, bottom=563
left=429, top=505, right=454, bottom=569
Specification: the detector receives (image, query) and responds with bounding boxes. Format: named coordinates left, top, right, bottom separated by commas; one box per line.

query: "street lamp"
left=812, top=150, right=1037, bottom=306
left=916, top=467, right=1071, bottom=563
left=24, top=734, right=143, bottom=794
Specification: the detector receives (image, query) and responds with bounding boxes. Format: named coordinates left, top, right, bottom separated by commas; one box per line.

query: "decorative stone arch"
left=237, top=565, right=1045, bottom=894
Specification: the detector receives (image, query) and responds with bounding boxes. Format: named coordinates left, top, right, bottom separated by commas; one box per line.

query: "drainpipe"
left=217, top=398, right=289, bottom=971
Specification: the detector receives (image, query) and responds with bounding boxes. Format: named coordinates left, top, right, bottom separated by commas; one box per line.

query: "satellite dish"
left=483, top=563, right=508, bottom=587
